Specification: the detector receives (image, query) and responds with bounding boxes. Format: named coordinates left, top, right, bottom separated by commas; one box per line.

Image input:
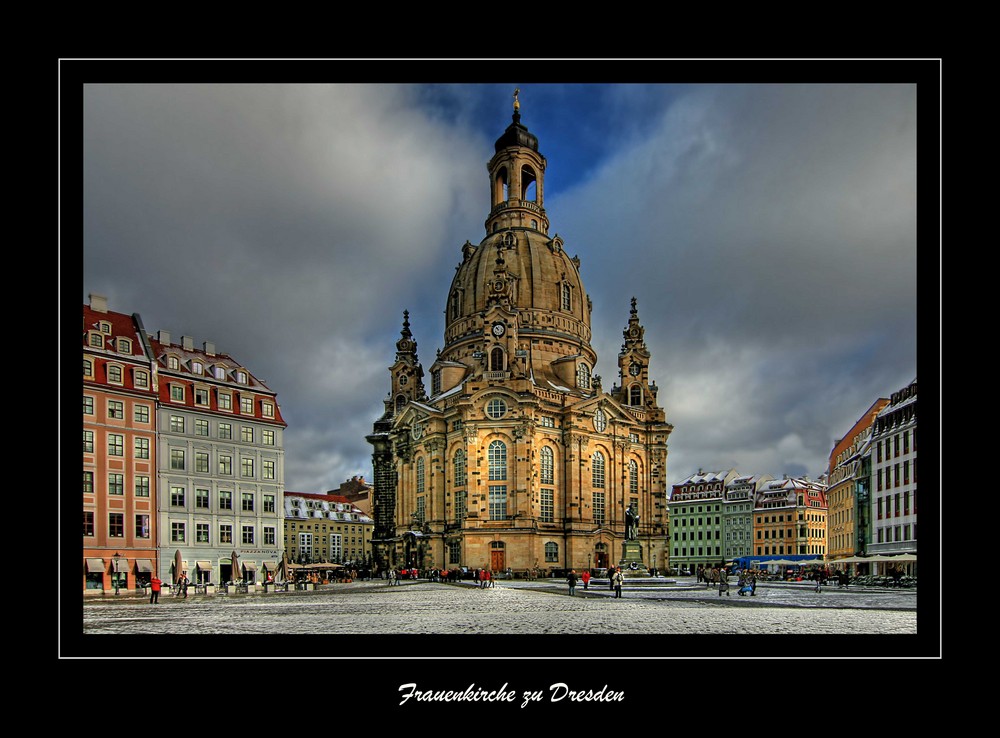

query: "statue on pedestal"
left=625, top=502, right=639, bottom=540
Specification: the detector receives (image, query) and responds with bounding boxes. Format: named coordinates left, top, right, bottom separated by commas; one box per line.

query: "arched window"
left=395, top=395, right=406, bottom=413
left=450, top=292, right=460, bottom=321
left=489, top=440, right=507, bottom=481
left=521, top=165, right=537, bottom=201
left=544, top=541, right=558, bottom=562
left=495, top=167, right=509, bottom=202
left=540, top=447, right=554, bottom=485
left=453, top=449, right=467, bottom=487
left=629, top=459, right=639, bottom=496
left=630, top=384, right=642, bottom=406
left=592, top=451, right=605, bottom=488
left=562, top=283, right=572, bottom=311
left=416, top=457, right=425, bottom=494
left=577, top=363, right=590, bottom=390
left=490, top=347, right=505, bottom=372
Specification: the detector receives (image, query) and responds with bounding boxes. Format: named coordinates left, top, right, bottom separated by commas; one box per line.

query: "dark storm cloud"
left=549, top=83, right=918, bottom=482
left=82, top=81, right=920, bottom=491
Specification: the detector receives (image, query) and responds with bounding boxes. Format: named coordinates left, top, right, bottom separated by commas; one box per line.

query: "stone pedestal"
left=620, top=541, right=648, bottom=576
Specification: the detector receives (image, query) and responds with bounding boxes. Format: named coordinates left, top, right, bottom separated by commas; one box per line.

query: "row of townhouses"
left=83, top=293, right=372, bottom=596
left=668, top=378, right=918, bottom=577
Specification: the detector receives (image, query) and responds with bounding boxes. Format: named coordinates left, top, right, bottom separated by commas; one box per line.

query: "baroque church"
left=368, top=95, right=673, bottom=576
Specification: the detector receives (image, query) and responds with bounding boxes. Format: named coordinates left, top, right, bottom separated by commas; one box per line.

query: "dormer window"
left=214, top=366, right=226, bottom=380
left=236, top=370, right=248, bottom=384
left=117, top=338, right=132, bottom=354
left=167, top=356, right=180, bottom=370
left=107, top=365, right=123, bottom=384
left=134, top=370, right=148, bottom=388
left=577, top=363, right=591, bottom=390
left=192, top=361, right=203, bottom=375
left=89, top=333, right=103, bottom=348
left=99, top=321, right=111, bottom=334
left=83, top=359, right=93, bottom=377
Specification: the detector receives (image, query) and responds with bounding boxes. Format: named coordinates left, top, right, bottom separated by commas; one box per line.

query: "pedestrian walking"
left=612, top=566, right=624, bottom=598
left=179, top=573, right=188, bottom=598
left=750, top=570, right=757, bottom=596
left=581, top=569, right=591, bottom=590
left=567, top=569, right=578, bottom=596
left=719, top=569, right=730, bottom=596
left=149, top=576, right=161, bottom=604
left=479, top=568, right=488, bottom=588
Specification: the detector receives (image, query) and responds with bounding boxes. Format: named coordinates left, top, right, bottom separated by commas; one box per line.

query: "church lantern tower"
left=368, top=92, right=673, bottom=577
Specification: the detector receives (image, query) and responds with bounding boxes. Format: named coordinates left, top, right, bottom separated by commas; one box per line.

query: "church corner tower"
left=368, top=91, right=673, bottom=577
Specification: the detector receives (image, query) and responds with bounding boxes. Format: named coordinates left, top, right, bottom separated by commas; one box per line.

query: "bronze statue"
left=625, top=502, right=639, bottom=540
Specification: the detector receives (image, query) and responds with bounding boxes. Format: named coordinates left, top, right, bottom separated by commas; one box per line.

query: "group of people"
left=567, top=567, right=624, bottom=598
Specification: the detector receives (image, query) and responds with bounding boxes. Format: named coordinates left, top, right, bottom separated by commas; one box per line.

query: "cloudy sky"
left=75, top=63, right=927, bottom=493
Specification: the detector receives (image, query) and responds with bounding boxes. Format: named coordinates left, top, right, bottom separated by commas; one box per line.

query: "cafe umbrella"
left=173, top=549, right=184, bottom=584
left=231, top=550, right=240, bottom=583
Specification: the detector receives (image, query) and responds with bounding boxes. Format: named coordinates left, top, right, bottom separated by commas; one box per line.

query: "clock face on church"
left=491, top=322, right=506, bottom=337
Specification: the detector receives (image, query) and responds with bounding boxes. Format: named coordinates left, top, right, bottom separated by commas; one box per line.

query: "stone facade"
left=369, top=99, right=673, bottom=576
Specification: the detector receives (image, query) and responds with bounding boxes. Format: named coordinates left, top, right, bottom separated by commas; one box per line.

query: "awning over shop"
left=242, top=562, right=257, bottom=571
left=113, top=558, right=129, bottom=573
left=85, top=558, right=105, bottom=573
left=196, top=560, right=213, bottom=571
left=135, top=559, right=154, bottom=573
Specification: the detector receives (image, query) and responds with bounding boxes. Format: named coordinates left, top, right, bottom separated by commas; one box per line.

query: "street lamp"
left=113, top=552, right=122, bottom=595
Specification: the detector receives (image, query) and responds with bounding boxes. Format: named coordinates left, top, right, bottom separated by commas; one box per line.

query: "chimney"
left=89, top=294, right=108, bottom=313
left=157, top=330, right=171, bottom=345
left=203, top=341, right=216, bottom=356
left=182, top=335, right=194, bottom=351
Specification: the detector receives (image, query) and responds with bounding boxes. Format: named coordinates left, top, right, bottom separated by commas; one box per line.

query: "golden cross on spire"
left=513, top=87, right=520, bottom=112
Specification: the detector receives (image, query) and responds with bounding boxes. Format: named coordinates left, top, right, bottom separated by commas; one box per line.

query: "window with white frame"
left=84, top=359, right=94, bottom=377
left=170, top=449, right=185, bottom=470
left=240, top=395, right=254, bottom=414
left=219, top=393, right=232, bottom=411
left=486, top=398, right=507, bottom=419
left=220, top=524, right=232, bottom=544
left=489, top=485, right=508, bottom=520
left=196, top=488, right=210, bottom=508
left=108, top=473, right=124, bottom=495
left=219, top=455, right=232, bottom=475
left=135, top=476, right=150, bottom=497
left=83, top=395, right=94, bottom=415
left=135, top=437, right=150, bottom=459
left=593, top=491, right=605, bottom=525
left=196, top=523, right=210, bottom=543
left=84, top=430, right=94, bottom=453
left=262, top=429, right=274, bottom=446
left=592, top=451, right=605, bottom=488
left=108, top=400, right=124, bottom=419
left=171, top=522, right=185, bottom=542
left=195, top=419, right=209, bottom=436
left=108, top=434, right=124, bottom=457
left=134, top=370, right=148, bottom=388
left=262, top=460, right=275, bottom=480
left=195, top=387, right=209, bottom=406
left=453, top=449, right=467, bottom=487
left=540, top=488, right=553, bottom=523
left=170, top=384, right=184, bottom=402
left=540, top=446, right=554, bottom=484
left=241, top=426, right=254, bottom=443
left=488, top=441, right=507, bottom=481
left=170, top=486, right=185, bottom=507
left=577, top=363, right=591, bottom=390
left=242, top=526, right=254, bottom=545
left=262, top=402, right=274, bottom=418
left=416, top=457, right=425, bottom=493
left=170, top=415, right=185, bottom=433
left=241, top=457, right=254, bottom=477
left=108, top=365, right=123, bottom=384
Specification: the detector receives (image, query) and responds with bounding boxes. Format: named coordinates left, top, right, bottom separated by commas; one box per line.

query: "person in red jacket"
left=149, top=576, right=162, bottom=604
left=581, top=569, right=591, bottom=591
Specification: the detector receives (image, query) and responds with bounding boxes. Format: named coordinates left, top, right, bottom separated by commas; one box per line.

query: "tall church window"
left=562, top=283, right=572, bottom=311
left=453, top=449, right=467, bottom=487
left=630, top=459, right=639, bottom=496
left=488, top=440, right=507, bottom=481
left=594, top=491, right=605, bottom=526
left=395, top=395, right=406, bottom=414
left=577, top=363, right=590, bottom=390
left=451, top=292, right=460, bottom=321
left=630, top=385, right=642, bottom=406
left=495, top=167, right=509, bottom=203
left=540, top=488, right=553, bottom=522
left=489, top=486, right=508, bottom=520
left=416, top=457, right=425, bottom=494
left=416, top=496, right=426, bottom=526
left=540, top=447, right=554, bottom=485
left=592, top=451, right=605, bottom=488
